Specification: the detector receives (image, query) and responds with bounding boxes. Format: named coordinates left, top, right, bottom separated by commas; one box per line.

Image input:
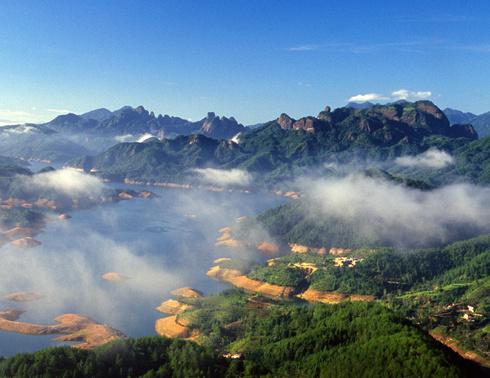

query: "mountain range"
left=442, top=108, right=490, bottom=137
left=68, top=100, right=490, bottom=187
left=347, top=102, right=489, bottom=137
left=0, top=100, right=487, bottom=179
left=0, top=107, right=248, bottom=163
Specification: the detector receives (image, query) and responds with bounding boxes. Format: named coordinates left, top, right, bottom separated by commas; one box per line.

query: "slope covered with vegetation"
left=392, top=134, right=490, bottom=186
left=68, top=101, right=486, bottom=187
left=0, top=299, right=482, bottom=377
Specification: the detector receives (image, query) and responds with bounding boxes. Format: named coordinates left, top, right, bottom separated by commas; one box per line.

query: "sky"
left=0, top=0, right=488, bottom=125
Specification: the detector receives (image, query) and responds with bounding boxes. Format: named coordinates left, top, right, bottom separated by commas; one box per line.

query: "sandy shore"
left=0, top=309, right=125, bottom=349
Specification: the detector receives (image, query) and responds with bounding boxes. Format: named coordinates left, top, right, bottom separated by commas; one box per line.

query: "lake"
left=0, top=167, right=289, bottom=357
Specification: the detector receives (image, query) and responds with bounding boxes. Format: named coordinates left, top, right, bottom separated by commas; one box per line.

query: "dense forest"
left=218, top=234, right=490, bottom=361
left=0, top=300, right=484, bottom=377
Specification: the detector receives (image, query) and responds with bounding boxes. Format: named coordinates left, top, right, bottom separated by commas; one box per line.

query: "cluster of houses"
left=222, top=352, right=244, bottom=359
left=333, top=257, right=363, bottom=267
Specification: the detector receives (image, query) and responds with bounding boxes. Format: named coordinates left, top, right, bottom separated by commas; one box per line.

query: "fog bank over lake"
left=0, top=165, right=288, bottom=357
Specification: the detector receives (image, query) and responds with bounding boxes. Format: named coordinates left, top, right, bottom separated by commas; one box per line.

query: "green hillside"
left=216, top=234, right=490, bottom=365
left=0, top=300, right=482, bottom=377
left=392, top=134, right=490, bottom=185
left=69, top=101, right=483, bottom=187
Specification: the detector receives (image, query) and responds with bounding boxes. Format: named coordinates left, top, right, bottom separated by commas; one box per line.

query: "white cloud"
left=395, top=149, right=455, bottom=169
left=0, top=124, right=39, bottom=134
left=191, top=168, right=253, bottom=187
left=300, top=173, right=490, bottom=248
left=0, top=109, right=29, bottom=118
left=114, top=134, right=135, bottom=143
left=0, top=108, right=61, bottom=124
left=0, top=109, right=31, bottom=124
left=231, top=133, right=242, bottom=144
left=113, top=133, right=155, bottom=143
left=286, top=44, right=319, bottom=51
left=20, top=169, right=107, bottom=199
left=348, top=93, right=390, bottom=102
left=137, top=133, right=154, bottom=143
left=348, top=89, right=432, bottom=104
left=391, top=89, right=432, bottom=101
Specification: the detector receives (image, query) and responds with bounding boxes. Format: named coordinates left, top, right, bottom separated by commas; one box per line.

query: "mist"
left=191, top=168, right=254, bottom=187
left=0, top=182, right=287, bottom=355
left=395, top=149, right=455, bottom=168
left=0, top=124, right=38, bottom=135
left=19, top=169, right=108, bottom=199
left=300, top=173, right=490, bottom=248
left=114, top=133, right=155, bottom=143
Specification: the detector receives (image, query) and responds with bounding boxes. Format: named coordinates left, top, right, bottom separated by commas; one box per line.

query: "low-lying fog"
left=1, top=147, right=489, bottom=356
left=0, top=169, right=287, bottom=356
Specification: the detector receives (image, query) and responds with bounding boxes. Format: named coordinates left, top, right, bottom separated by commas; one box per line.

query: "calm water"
left=0, top=167, right=288, bottom=357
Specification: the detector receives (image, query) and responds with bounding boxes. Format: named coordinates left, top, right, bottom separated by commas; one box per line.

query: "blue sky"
left=0, top=1, right=488, bottom=125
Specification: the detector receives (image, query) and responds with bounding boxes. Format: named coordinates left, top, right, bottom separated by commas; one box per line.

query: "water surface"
left=0, top=174, right=288, bottom=357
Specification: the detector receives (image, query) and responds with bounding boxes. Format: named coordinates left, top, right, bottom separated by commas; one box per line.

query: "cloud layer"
left=301, top=173, right=490, bottom=248
left=395, top=149, right=455, bottom=168
left=348, top=89, right=432, bottom=103
left=191, top=168, right=254, bottom=187
left=21, top=169, right=108, bottom=199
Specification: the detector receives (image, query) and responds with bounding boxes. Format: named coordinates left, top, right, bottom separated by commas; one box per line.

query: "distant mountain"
left=0, top=124, right=92, bottom=163
left=80, top=108, right=113, bottom=122
left=345, top=101, right=375, bottom=109
left=31, top=106, right=249, bottom=160
left=45, top=106, right=247, bottom=141
left=443, top=108, right=490, bottom=138
left=42, top=113, right=99, bottom=135
left=471, top=111, right=490, bottom=138
left=443, top=108, right=477, bottom=125
left=69, top=101, right=482, bottom=187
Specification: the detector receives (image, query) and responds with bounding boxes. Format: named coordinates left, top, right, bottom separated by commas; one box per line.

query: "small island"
left=102, top=272, right=131, bottom=282
left=0, top=308, right=125, bottom=349
left=3, top=292, right=46, bottom=302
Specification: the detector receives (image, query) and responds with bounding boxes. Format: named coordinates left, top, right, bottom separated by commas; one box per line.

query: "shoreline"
left=0, top=309, right=125, bottom=349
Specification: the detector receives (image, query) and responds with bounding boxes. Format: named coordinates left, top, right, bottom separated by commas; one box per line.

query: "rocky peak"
left=277, top=113, right=295, bottom=130
left=293, top=118, right=316, bottom=133
left=134, top=106, right=149, bottom=116
left=317, top=106, right=332, bottom=122
left=293, top=117, right=332, bottom=133
left=416, top=101, right=446, bottom=120
left=200, top=114, right=246, bottom=140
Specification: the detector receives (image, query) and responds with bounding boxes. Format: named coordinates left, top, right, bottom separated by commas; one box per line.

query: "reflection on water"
left=0, top=175, right=289, bottom=357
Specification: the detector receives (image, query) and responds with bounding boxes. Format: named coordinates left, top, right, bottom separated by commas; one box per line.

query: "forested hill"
left=69, top=101, right=485, bottom=187
left=233, top=169, right=490, bottom=250
left=0, top=301, right=482, bottom=377
left=391, top=134, right=490, bottom=186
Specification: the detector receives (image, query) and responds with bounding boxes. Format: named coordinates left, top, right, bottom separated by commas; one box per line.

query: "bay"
left=0, top=168, right=288, bottom=357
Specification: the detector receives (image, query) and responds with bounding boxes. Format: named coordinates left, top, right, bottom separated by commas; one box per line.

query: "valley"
left=0, top=100, right=488, bottom=376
